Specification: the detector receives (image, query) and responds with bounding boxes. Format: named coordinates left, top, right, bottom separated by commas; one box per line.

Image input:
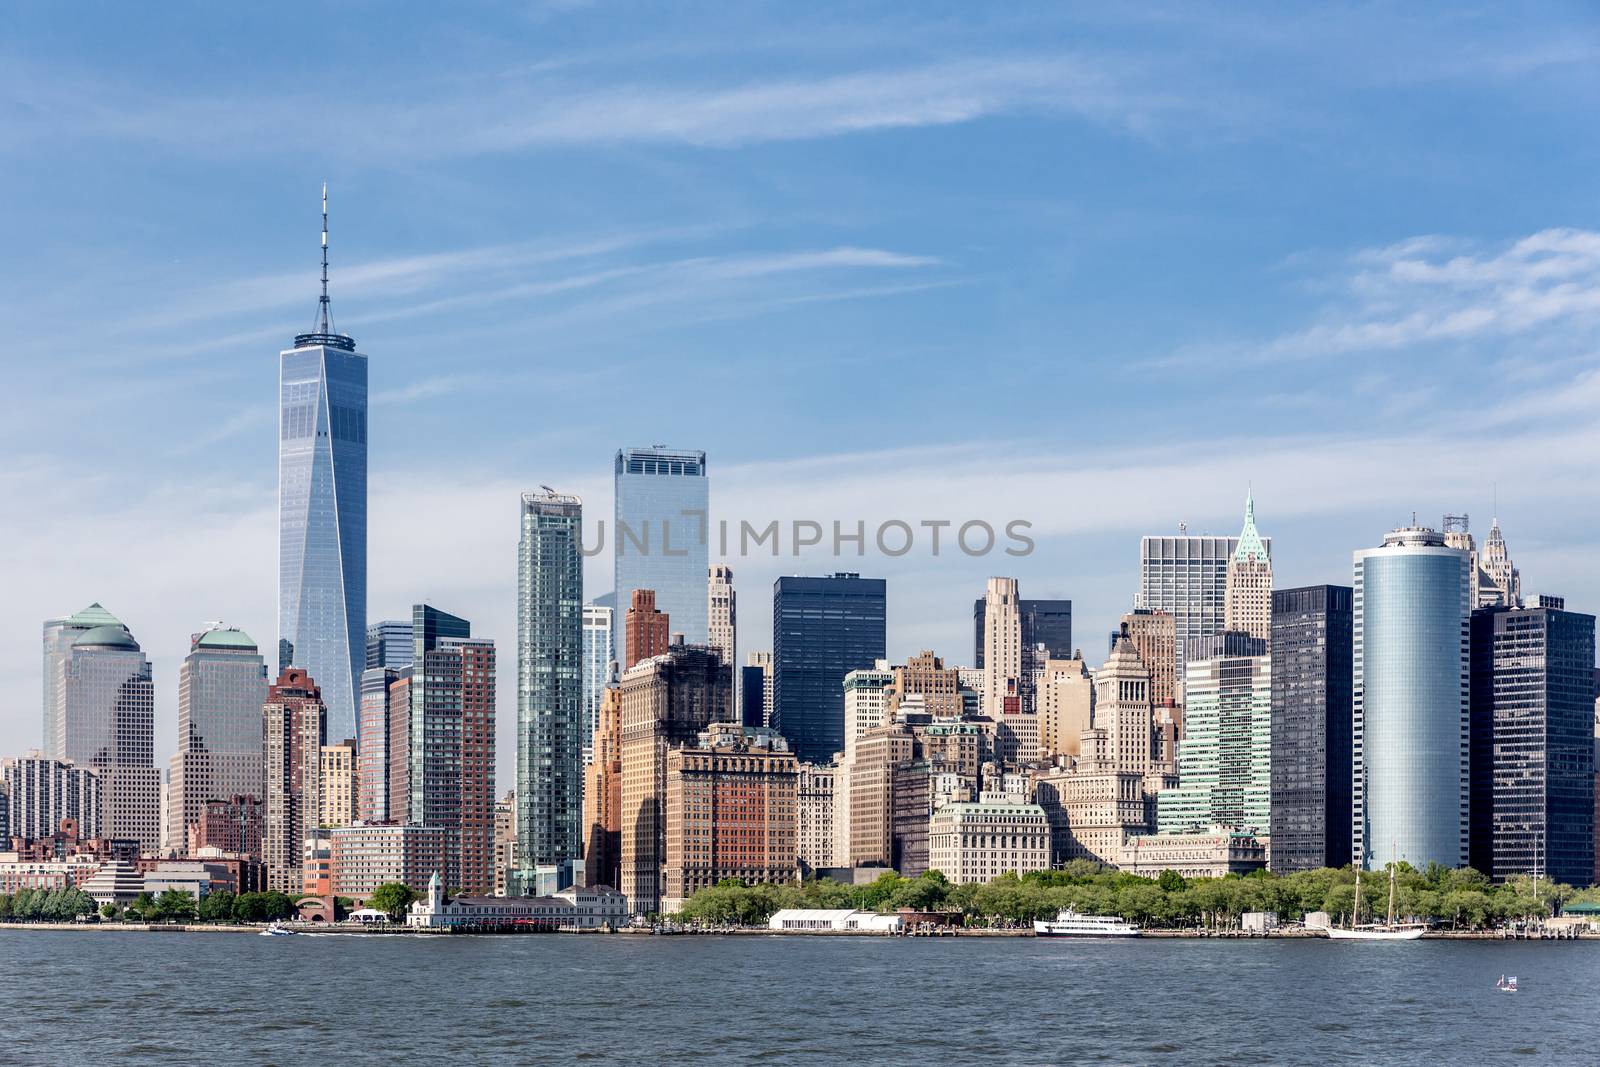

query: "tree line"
left=676, top=862, right=1600, bottom=929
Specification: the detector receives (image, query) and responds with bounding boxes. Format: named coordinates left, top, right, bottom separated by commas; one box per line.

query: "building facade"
left=1157, top=633, right=1270, bottom=835
left=796, top=760, right=839, bottom=873
left=1119, top=828, right=1268, bottom=879
left=708, top=565, right=737, bottom=717
left=583, top=684, right=623, bottom=891
left=624, top=589, right=670, bottom=669
left=365, top=620, right=413, bottom=671
left=41, top=603, right=123, bottom=759
left=517, top=490, right=585, bottom=891
left=662, top=724, right=798, bottom=912
left=319, top=740, right=358, bottom=828
left=54, top=613, right=160, bottom=852
left=1353, top=526, right=1471, bottom=870
left=1222, top=493, right=1272, bottom=645
left=1, top=755, right=101, bottom=843
left=1270, top=585, right=1354, bottom=872
left=1037, top=657, right=1093, bottom=761
left=330, top=823, right=448, bottom=898
left=165, top=626, right=268, bottom=855
left=613, top=446, right=709, bottom=653
left=190, top=795, right=263, bottom=859
left=581, top=602, right=615, bottom=765
left=277, top=227, right=367, bottom=741
left=772, top=574, right=888, bottom=765
left=262, top=668, right=327, bottom=892
left=927, top=795, right=1050, bottom=884
left=1138, top=532, right=1265, bottom=688
left=1119, top=609, right=1177, bottom=713
left=618, top=645, right=732, bottom=914
left=979, top=578, right=1022, bottom=717
left=1469, top=600, right=1596, bottom=886
left=357, top=666, right=400, bottom=822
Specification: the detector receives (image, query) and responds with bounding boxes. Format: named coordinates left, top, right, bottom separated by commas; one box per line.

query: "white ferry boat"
left=1033, top=909, right=1141, bottom=938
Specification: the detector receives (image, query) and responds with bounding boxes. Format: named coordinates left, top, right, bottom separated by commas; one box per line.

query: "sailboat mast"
left=1388, top=864, right=1396, bottom=927
left=1353, top=867, right=1362, bottom=926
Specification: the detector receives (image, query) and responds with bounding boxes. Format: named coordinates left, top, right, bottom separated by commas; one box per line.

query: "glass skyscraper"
left=1469, top=598, right=1595, bottom=886
left=1269, top=585, right=1354, bottom=872
left=1157, top=632, right=1271, bottom=835
left=1138, top=532, right=1269, bottom=685
left=1353, top=526, right=1471, bottom=871
left=41, top=602, right=122, bottom=758
left=366, top=620, right=413, bottom=670
left=518, top=491, right=585, bottom=889
left=279, top=195, right=366, bottom=743
left=772, top=573, right=887, bottom=764
left=613, top=447, right=709, bottom=656
left=581, top=601, right=614, bottom=766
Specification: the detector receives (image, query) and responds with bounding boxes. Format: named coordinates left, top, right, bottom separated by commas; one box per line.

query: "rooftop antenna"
left=318, top=182, right=333, bottom=335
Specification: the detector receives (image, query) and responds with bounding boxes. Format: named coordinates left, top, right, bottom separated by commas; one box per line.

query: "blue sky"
left=4, top=3, right=1598, bottom=775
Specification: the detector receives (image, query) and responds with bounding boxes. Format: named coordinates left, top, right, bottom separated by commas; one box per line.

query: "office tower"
left=1094, top=629, right=1156, bottom=776
left=357, top=667, right=397, bottom=821
left=1223, top=493, right=1272, bottom=644
left=1118, top=609, right=1177, bottom=712
left=743, top=651, right=773, bottom=728
left=1157, top=633, right=1270, bottom=835
left=929, top=795, right=1051, bottom=884
left=164, top=625, right=269, bottom=854
left=613, top=446, right=709, bottom=657
left=1138, top=527, right=1267, bottom=685
left=1038, top=657, right=1093, bottom=760
left=795, top=760, right=838, bottom=873
left=708, top=565, right=737, bottom=715
left=662, top=724, right=798, bottom=912
left=41, top=603, right=122, bottom=758
left=410, top=605, right=496, bottom=892
left=1, top=755, right=101, bottom=842
left=278, top=189, right=367, bottom=743
left=581, top=602, right=615, bottom=765
left=1443, top=514, right=1523, bottom=609
left=493, top=790, right=517, bottom=896
left=319, top=739, right=358, bottom=828
left=54, top=612, right=160, bottom=852
left=263, top=667, right=327, bottom=893
left=624, top=589, right=670, bottom=668
left=190, top=795, right=264, bottom=858
left=1352, top=525, right=1471, bottom=870
left=617, top=644, right=731, bottom=914
left=1269, top=586, right=1354, bottom=871
left=979, top=578, right=1022, bottom=716
left=517, top=490, right=585, bottom=891
left=885, top=652, right=965, bottom=720
left=843, top=662, right=895, bottom=758
left=583, top=682, right=623, bottom=891
left=366, top=620, right=413, bottom=671
left=1470, top=599, right=1595, bottom=885
left=772, top=573, right=888, bottom=764
left=973, top=596, right=1073, bottom=669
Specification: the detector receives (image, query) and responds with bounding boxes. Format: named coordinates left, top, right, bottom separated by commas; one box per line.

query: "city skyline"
left=3, top=5, right=1598, bottom=788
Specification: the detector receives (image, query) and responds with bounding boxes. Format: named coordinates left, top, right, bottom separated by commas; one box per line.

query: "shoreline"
left=2, top=921, right=1592, bottom=941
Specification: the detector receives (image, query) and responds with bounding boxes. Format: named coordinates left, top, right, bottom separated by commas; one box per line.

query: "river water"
left=2, top=931, right=1592, bottom=1065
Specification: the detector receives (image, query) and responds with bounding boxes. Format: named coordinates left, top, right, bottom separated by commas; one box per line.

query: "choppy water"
left=2, top=931, right=1593, bottom=1065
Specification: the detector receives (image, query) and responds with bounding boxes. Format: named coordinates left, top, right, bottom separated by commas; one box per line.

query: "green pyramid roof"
left=1233, top=493, right=1269, bottom=562
left=194, top=627, right=259, bottom=652
left=67, top=602, right=122, bottom=628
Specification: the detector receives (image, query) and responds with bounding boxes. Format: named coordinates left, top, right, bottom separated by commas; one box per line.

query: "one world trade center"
left=278, top=185, right=367, bottom=740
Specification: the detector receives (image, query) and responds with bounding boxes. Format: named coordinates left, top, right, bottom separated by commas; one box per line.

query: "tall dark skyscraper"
left=1469, top=597, right=1596, bottom=886
left=772, top=573, right=887, bottom=764
left=279, top=186, right=367, bottom=742
left=1269, top=585, right=1354, bottom=872
left=972, top=598, right=1072, bottom=668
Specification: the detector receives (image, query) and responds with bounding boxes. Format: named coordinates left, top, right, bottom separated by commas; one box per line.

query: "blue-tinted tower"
left=279, top=185, right=367, bottom=742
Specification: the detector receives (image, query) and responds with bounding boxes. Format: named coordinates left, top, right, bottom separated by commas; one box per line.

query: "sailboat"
left=1323, top=859, right=1426, bottom=940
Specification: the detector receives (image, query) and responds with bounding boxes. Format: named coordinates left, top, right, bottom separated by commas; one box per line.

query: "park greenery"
left=369, top=882, right=419, bottom=921
left=0, top=887, right=298, bottom=924
left=676, top=863, right=1600, bottom=929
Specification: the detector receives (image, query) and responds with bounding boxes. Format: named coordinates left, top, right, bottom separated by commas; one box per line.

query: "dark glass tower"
left=1269, top=585, right=1354, bottom=872
left=1469, top=599, right=1595, bottom=885
left=972, top=598, right=1073, bottom=667
left=772, top=574, right=887, bottom=763
left=279, top=186, right=366, bottom=742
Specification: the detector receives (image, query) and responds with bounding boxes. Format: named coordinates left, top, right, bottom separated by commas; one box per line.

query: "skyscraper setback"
left=613, top=446, right=709, bottom=656
left=517, top=490, right=585, bottom=891
left=279, top=187, right=367, bottom=742
left=1138, top=523, right=1268, bottom=686
left=1223, top=493, right=1272, bottom=645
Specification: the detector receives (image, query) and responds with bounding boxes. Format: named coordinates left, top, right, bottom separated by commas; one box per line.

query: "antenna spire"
left=318, top=182, right=332, bottom=334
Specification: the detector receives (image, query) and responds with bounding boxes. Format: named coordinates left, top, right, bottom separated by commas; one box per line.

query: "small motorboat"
left=260, top=923, right=297, bottom=937
left=1496, top=975, right=1518, bottom=994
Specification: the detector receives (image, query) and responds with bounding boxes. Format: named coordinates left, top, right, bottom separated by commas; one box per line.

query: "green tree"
left=263, top=891, right=296, bottom=920
left=153, top=889, right=197, bottom=922
left=100, top=903, right=120, bottom=921
left=0, top=893, right=13, bottom=920
left=12, top=888, right=41, bottom=921
left=1157, top=869, right=1186, bottom=894
left=198, top=890, right=235, bottom=922
left=368, top=882, right=419, bottom=921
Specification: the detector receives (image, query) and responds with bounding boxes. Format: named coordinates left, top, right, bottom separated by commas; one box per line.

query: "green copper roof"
left=74, top=624, right=140, bottom=651
left=194, top=627, right=259, bottom=651
left=1233, top=492, right=1269, bottom=562
left=67, top=602, right=122, bottom=628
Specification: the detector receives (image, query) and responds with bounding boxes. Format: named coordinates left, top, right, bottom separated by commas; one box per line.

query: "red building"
left=189, top=795, right=264, bottom=860
left=625, top=589, right=670, bottom=668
